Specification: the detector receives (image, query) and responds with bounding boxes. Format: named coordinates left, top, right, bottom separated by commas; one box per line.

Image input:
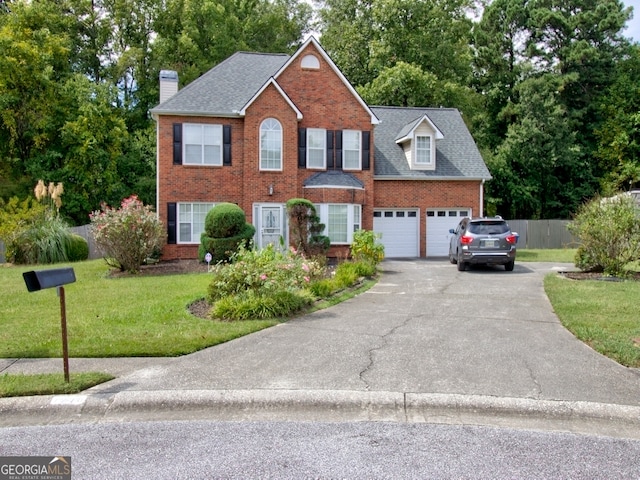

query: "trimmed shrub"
left=568, top=193, right=640, bottom=277
left=65, top=233, right=89, bottom=261
left=286, top=198, right=330, bottom=257
left=199, top=203, right=255, bottom=263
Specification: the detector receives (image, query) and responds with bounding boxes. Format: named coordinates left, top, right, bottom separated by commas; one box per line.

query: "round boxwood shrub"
left=65, top=233, right=89, bottom=261
left=199, top=203, right=255, bottom=263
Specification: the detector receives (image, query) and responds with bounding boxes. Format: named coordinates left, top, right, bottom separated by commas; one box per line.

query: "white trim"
left=303, top=185, right=365, bottom=190
left=395, top=114, right=444, bottom=144
left=239, top=78, right=303, bottom=120
left=259, top=118, right=283, bottom=171
left=274, top=36, right=380, bottom=125
left=374, top=176, right=491, bottom=181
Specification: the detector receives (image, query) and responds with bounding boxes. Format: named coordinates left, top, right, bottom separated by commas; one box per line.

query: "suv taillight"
left=460, top=235, right=474, bottom=245
left=506, top=234, right=517, bottom=244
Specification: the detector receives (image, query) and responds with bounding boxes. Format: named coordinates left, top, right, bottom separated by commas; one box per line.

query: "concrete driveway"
left=84, top=259, right=640, bottom=405
left=3, top=259, right=640, bottom=434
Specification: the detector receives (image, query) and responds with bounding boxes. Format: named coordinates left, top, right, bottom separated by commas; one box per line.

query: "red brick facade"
left=155, top=40, right=484, bottom=260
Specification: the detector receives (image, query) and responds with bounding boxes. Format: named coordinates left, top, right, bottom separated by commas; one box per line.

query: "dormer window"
left=415, top=136, right=431, bottom=165
left=395, top=114, right=443, bottom=171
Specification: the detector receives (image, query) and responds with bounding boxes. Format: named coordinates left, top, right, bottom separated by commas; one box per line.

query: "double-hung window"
left=260, top=118, right=282, bottom=170
left=343, top=130, right=361, bottom=170
left=184, top=124, right=222, bottom=165
left=317, top=204, right=362, bottom=244
left=307, top=128, right=326, bottom=169
left=415, top=135, right=431, bottom=165
left=178, top=202, right=215, bottom=243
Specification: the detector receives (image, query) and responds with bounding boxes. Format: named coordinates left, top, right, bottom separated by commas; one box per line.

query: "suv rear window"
left=468, top=221, right=509, bottom=235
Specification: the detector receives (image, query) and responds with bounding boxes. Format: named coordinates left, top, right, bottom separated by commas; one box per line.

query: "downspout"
left=479, top=179, right=485, bottom=217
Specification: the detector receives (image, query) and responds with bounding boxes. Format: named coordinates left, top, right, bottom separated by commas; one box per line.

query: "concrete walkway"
left=2, top=260, right=639, bottom=438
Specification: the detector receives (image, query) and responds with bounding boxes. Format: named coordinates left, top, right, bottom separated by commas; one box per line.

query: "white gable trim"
left=274, top=36, right=380, bottom=125
left=395, top=114, right=444, bottom=144
left=238, top=77, right=303, bottom=120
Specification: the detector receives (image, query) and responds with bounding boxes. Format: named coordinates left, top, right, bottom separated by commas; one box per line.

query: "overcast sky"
left=622, top=1, right=639, bottom=43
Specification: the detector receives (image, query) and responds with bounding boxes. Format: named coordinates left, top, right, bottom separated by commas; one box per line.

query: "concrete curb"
left=1, top=390, right=639, bottom=438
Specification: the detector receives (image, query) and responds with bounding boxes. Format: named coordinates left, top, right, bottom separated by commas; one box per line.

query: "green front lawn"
left=545, top=274, right=640, bottom=368
left=517, top=248, right=577, bottom=263
left=0, top=260, right=277, bottom=358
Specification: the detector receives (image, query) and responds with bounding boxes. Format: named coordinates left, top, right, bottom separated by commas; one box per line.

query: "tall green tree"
left=319, top=0, right=475, bottom=87
left=0, top=0, right=71, bottom=197
left=595, top=44, right=640, bottom=193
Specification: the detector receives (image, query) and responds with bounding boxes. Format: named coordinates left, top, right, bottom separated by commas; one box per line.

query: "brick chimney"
left=159, top=70, right=178, bottom=103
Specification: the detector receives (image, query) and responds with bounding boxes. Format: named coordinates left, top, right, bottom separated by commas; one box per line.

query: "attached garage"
left=373, top=209, right=419, bottom=258
left=426, top=209, right=470, bottom=256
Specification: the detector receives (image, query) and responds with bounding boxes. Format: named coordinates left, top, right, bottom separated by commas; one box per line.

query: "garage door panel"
left=373, top=210, right=419, bottom=258
left=426, top=209, right=470, bottom=257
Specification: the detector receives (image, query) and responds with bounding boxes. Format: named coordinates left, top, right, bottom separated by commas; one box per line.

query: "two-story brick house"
left=150, top=36, right=491, bottom=260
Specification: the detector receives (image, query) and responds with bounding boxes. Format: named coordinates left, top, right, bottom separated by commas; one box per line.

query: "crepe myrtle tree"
left=90, top=195, right=165, bottom=273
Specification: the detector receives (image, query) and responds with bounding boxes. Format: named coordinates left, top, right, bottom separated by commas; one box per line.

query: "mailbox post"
left=23, top=268, right=76, bottom=382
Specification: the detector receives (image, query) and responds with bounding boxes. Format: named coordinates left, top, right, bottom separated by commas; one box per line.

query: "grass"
left=544, top=274, right=640, bottom=368
left=517, top=248, right=577, bottom=263
left=0, top=372, right=114, bottom=397
left=0, top=260, right=278, bottom=358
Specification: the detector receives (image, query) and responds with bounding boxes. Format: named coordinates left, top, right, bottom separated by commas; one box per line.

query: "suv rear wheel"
left=457, top=253, right=466, bottom=271
left=505, top=260, right=515, bottom=271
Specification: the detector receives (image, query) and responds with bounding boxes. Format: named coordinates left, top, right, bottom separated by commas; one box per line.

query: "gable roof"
left=150, top=52, right=290, bottom=117
left=274, top=37, right=379, bottom=125
left=150, top=37, right=379, bottom=125
left=372, top=106, right=491, bottom=181
left=395, top=114, right=444, bottom=143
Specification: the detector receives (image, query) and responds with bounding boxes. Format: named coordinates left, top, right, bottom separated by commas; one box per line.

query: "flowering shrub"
left=207, top=244, right=324, bottom=303
left=90, top=195, right=165, bottom=273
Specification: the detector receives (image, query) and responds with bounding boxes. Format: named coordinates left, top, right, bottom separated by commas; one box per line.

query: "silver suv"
left=448, top=217, right=517, bottom=271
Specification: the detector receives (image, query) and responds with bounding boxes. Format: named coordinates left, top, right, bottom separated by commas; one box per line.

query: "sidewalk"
left=2, top=260, right=640, bottom=438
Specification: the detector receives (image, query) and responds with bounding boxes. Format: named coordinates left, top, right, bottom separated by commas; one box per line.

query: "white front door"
left=255, top=204, right=285, bottom=249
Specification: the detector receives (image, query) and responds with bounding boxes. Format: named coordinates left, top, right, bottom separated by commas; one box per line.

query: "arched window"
left=260, top=118, right=282, bottom=170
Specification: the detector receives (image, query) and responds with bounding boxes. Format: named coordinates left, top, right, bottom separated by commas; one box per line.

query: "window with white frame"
left=260, top=118, right=282, bottom=170
left=307, top=128, right=326, bottom=169
left=415, top=135, right=431, bottom=164
left=178, top=202, right=215, bottom=243
left=317, top=204, right=362, bottom=244
left=184, top=124, right=222, bottom=165
left=343, top=130, right=361, bottom=170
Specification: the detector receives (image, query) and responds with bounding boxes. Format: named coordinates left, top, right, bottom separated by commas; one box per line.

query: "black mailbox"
left=23, top=268, right=76, bottom=292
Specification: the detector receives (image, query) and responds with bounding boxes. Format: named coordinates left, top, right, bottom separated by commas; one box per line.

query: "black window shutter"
left=326, top=130, right=334, bottom=169
left=167, top=203, right=177, bottom=244
left=173, top=124, right=182, bottom=165
left=362, top=131, right=371, bottom=170
left=335, top=130, right=343, bottom=169
left=298, top=128, right=307, bottom=168
left=223, top=124, right=232, bottom=165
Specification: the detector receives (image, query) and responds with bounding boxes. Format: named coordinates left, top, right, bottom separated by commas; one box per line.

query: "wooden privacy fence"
left=508, top=219, right=579, bottom=249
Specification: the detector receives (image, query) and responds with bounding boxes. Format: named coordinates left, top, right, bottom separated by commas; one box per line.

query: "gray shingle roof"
left=151, top=52, right=290, bottom=116
left=303, top=171, right=365, bottom=189
left=372, top=106, right=491, bottom=180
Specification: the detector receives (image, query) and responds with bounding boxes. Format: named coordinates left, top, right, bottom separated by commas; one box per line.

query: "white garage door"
left=426, top=209, right=470, bottom=257
left=373, top=209, right=419, bottom=258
